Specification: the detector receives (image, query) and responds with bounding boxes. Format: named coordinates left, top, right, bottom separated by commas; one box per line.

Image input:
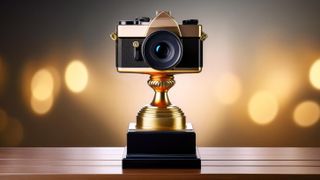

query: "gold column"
left=136, top=74, right=186, bottom=130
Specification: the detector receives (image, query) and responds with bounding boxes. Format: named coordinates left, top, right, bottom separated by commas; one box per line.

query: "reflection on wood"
left=0, top=147, right=319, bottom=179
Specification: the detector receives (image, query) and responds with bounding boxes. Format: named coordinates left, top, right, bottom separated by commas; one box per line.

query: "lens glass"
left=154, top=42, right=170, bottom=59
left=142, top=30, right=183, bottom=70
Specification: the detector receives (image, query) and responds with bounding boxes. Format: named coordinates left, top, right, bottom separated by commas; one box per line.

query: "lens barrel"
left=142, top=30, right=183, bottom=70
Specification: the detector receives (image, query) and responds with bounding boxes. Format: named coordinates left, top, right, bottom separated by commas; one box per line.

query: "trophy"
left=110, top=11, right=207, bottom=168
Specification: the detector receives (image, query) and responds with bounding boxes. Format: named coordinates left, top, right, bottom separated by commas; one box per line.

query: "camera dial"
left=182, top=19, right=198, bottom=25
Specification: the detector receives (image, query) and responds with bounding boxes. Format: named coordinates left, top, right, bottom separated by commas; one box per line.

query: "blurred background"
left=1, top=0, right=320, bottom=147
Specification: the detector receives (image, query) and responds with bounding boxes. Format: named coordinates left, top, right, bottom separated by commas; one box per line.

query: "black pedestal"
left=122, top=123, right=201, bottom=168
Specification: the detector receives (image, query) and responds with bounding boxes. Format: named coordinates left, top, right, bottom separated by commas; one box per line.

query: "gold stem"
left=149, top=75, right=174, bottom=108
left=136, top=74, right=186, bottom=130
left=151, top=91, right=171, bottom=107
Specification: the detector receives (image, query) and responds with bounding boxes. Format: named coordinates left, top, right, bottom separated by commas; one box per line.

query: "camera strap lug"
left=200, top=31, right=208, bottom=41
left=110, top=32, right=118, bottom=41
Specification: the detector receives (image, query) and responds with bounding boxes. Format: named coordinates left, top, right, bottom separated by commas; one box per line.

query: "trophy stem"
left=136, top=74, right=186, bottom=130
left=149, top=74, right=173, bottom=107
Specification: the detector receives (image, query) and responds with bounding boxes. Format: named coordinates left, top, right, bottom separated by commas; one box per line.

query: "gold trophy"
left=111, top=11, right=207, bottom=168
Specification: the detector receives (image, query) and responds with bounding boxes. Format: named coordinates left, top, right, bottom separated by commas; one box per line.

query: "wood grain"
left=0, top=147, right=319, bottom=179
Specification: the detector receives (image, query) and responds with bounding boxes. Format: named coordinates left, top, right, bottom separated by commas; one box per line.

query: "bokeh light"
left=248, top=91, right=279, bottom=125
left=293, top=101, right=320, bottom=127
left=29, top=67, right=57, bottom=115
left=30, top=96, right=54, bottom=115
left=65, top=60, right=88, bottom=93
left=31, top=69, right=54, bottom=101
left=214, top=72, right=242, bottom=105
left=309, top=59, right=320, bottom=90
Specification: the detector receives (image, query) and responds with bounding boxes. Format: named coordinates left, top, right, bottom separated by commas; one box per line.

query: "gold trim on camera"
left=117, top=67, right=202, bottom=74
left=114, top=11, right=205, bottom=75
left=117, top=11, right=202, bottom=38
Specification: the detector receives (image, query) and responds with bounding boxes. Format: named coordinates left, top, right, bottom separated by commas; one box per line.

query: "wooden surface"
left=0, top=147, right=320, bottom=179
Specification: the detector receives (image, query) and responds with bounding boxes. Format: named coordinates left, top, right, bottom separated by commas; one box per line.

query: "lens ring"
left=142, top=30, right=183, bottom=70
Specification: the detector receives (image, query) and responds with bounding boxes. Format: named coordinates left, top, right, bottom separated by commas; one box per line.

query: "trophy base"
left=122, top=123, right=201, bottom=169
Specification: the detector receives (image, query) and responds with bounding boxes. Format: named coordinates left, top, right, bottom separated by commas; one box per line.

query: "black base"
left=122, top=123, right=201, bottom=169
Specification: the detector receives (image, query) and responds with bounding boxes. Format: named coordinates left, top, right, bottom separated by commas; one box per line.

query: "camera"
left=112, top=11, right=206, bottom=74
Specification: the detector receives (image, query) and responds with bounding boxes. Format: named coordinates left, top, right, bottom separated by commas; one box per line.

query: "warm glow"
left=31, top=96, right=54, bottom=115
left=31, top=69, right=54, bottom=101
left=293, top=101, right=320, bottom=127
left=264, top=68, right=297, bottom=101
left=65, top=60, right=88, bottom=93
left=215, top=72, right=242, bottom=105
left=309, top=59, right=320, bottom=90
left=248, top=91, right=279, bottom=125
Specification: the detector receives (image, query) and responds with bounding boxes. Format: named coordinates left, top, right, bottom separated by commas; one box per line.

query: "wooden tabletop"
left=0, top=147, right=319, bottom=179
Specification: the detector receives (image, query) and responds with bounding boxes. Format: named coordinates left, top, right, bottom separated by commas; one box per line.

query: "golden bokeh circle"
left=31, top=69, right=54, bottom=101
left=293, top=101, right=320, bottom=127
left=248, top=91, right=279, bottom=125
left=65, top=60, right=88, bottom=93
left=30, top=96, right=54, bottom=115
left=309, top=59, right=320, bottom=90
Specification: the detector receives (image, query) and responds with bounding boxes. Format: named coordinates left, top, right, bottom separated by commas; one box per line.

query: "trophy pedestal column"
left=122, top=123, right=201, bottom=168
left=122, top=74, right=201, bottom=168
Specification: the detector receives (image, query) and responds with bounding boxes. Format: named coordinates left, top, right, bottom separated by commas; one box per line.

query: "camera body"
left=114, top=11, right=204, bottom=74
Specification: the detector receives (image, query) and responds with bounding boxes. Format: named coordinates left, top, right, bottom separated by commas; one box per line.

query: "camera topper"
left=111, top=11, right=206, bottom=168
left=111, top=10, right=207, bottom=74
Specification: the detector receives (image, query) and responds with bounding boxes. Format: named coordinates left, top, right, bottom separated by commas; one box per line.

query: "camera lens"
left=154, top=42, right=170, bottom=59
left=142, top=30, right=183, bottom=70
